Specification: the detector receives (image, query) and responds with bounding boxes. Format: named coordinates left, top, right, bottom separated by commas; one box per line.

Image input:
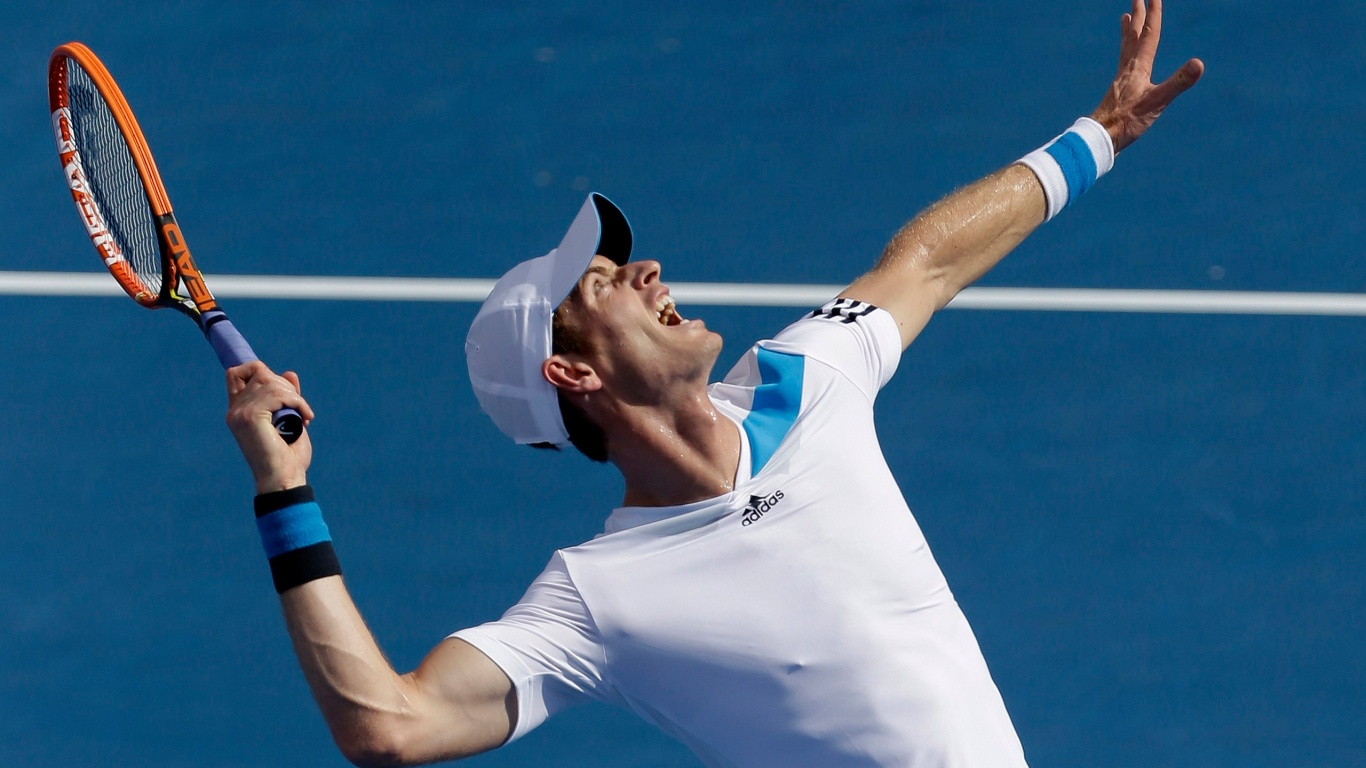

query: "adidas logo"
left=740, top=490, right=785, bottom=527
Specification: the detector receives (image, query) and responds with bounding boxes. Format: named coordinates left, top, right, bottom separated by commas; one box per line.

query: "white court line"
left=2, top=271, right=1366, bottom=315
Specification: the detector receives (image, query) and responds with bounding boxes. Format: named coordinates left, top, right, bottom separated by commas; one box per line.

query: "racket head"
left=49, top=42, right=216, bottom=316
left=48, top=44, right=301, bottom=443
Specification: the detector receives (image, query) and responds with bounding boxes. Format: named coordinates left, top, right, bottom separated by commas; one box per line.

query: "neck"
left=602, top=386, right=741, bottom=508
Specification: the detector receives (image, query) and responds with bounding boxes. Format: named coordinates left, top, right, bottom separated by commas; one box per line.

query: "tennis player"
left=226, top=2, right=1201, bottom=765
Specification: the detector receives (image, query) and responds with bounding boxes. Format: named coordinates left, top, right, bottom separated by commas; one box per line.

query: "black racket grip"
left=201, top=310, right=304, bottom=445
left=270, top=409, right=305, bottom=445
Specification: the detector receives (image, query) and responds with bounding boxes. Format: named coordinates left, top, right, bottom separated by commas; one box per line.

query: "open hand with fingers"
left=226, top=362, right=315, bottom=494
left=1092, top=0, right=1204, bottom=152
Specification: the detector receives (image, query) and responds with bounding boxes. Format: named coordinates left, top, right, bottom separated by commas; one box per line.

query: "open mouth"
left=655, top=295, right=684, bottom=326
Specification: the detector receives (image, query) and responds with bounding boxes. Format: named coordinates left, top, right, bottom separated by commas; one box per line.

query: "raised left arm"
left=843, top=0, right=1204, bottom=349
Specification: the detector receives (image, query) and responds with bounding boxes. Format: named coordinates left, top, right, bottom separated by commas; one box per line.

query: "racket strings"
left=65, top=60, right=163, bottom=296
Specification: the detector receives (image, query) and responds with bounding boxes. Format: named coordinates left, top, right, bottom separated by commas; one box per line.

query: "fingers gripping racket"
left=49, top=43, right=304, bottom=444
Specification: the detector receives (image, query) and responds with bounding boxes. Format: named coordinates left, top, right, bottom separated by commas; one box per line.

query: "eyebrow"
left=566, top=264, right=614, bottom=307
left=578, top=264, right=614, bottom=291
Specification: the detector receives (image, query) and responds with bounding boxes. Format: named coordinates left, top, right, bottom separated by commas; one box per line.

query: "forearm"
left=841, top=162, right=1046, bottom=347
left=844, top=115, right=1119, bottom=348
left=877, top=163, right=1045, bottom=309
left=254, top=489, right=512, bottom=766
left=872, top=111, right=1117, bottom=312
left=277, top=579, right=516, bottom=766
left=279, top=577, right=425, bottom=765
left=252, top=486, right=419, bottom=764
left=844, top=0, right=1202, bottom=351
left=228, top=367, right=513, bottom=764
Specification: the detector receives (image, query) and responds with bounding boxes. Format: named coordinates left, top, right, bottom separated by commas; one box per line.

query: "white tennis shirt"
left=454, top=300, right=1027, bottom=767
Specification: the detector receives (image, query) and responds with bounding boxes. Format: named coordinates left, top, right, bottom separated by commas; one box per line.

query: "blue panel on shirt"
left=742, top=347, right=805, bottom=476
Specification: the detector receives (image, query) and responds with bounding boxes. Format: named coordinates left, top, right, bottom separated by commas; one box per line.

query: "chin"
left=699, top=325, right=725, bottom=369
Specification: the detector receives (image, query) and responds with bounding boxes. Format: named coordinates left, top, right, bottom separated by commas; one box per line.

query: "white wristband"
left=1017, top=117, right=1116, bottom=222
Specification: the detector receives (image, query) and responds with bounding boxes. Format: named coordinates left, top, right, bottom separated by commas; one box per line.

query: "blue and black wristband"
left=254, top=485, right=342, bottom=593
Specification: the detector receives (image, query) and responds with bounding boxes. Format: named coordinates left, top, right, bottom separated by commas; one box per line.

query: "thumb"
left=1147, top=57, right=1205, bottom=110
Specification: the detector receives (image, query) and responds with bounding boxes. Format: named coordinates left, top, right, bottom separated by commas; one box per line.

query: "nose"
left=629, top=260, right=661, bottom=289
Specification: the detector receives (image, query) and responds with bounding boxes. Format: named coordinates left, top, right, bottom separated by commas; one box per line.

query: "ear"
left=543, top=354, right=602, bottom=394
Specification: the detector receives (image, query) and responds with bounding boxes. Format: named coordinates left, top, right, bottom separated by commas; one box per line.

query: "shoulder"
left=720, top=299, right=903, bottom=401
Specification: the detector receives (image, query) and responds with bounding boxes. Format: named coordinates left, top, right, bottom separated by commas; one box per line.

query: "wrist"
left=255, top=475, right=308, bottom=495
left=1088, top=108, right=1125, bottom=152
left=1016, top=117, right=1116, bottom=222
left=254, top=485, right=342, bottom=593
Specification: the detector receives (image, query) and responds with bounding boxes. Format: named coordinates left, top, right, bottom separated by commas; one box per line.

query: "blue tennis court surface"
left=2, top=2, right=1363, bottom=766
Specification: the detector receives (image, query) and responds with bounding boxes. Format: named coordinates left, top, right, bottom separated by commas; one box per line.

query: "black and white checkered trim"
left=809, top=298, right=878, bottom=324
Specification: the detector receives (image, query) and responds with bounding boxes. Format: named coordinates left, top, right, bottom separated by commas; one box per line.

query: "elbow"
left=927, top=273, right=960, bottom=311
left=338, top=742, right=401, bottom=768
left=334, top=719, right=482, bottom=768
left=876, top=239, right=958, bottom=309
left=909, top=266, right=959, bottom=312
left=335, top=726, right=417, bottom=768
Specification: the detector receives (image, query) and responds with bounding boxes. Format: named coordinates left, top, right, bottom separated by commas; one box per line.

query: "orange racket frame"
left=49, top=41, right=218, bottom=315
left=48, top=43, right=304, bottom=443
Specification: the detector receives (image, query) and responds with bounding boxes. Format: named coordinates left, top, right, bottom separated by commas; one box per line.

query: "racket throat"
left=156, top=213, right=219, bottom=312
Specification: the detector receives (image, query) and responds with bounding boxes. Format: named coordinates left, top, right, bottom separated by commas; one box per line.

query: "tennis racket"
left=49, top=42, right=304, bottom=444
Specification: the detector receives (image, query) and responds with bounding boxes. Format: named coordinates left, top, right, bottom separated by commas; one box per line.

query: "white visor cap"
left=465, top=193, right=633, bottom=445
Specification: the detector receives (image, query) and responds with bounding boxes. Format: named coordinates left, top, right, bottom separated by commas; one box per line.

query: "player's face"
left=559, top=255, right=722, bottom=393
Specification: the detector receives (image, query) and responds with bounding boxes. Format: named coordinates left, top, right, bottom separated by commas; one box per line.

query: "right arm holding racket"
left=226, top=363, right=519, bottom=764
left=49, top=41, right=518, bottom=766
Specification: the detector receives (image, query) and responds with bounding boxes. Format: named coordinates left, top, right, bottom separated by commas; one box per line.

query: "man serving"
left=226, top=2, right=1202, bottom=765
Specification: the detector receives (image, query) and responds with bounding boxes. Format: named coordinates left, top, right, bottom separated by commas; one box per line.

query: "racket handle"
left=202, top=309, right=305, bottom=445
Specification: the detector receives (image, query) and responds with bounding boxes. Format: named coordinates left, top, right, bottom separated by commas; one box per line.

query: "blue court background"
left=2, top=1, right=1363, bottom=766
